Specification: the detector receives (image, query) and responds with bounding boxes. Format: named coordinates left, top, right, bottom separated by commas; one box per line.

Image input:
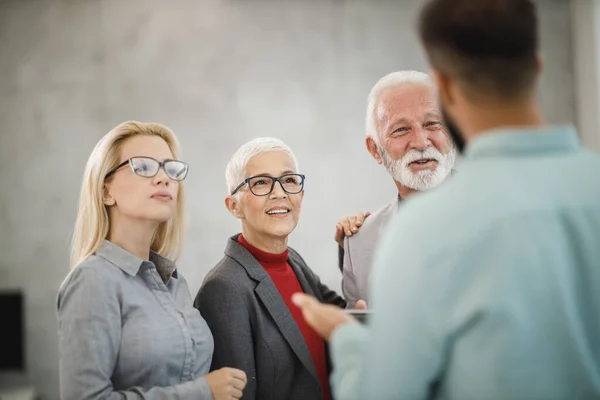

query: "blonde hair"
left=70, top=121, right=186, bottom=269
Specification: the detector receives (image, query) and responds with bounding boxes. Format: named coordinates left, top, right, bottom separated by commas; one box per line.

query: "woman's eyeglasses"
left=231, top=173, right=305, bottom=196
left=105, top=157, right=189, bottom=181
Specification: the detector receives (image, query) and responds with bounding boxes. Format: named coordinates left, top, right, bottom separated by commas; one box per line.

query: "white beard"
left=379, top=145, right=456, bottom=191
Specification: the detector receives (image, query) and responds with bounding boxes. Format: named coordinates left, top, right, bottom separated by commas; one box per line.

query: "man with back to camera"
left=293, top=0, right=600, bottom=398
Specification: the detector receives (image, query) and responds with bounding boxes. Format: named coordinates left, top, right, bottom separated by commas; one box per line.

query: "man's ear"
left=225, top=195, right=243, bottom=219
left=366, top=136, right=382, bottom=165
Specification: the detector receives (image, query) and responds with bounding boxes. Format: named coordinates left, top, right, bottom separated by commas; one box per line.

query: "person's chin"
left=145, top=209, right=175, bottom=223
left=265, top=220, right=297, bottom=237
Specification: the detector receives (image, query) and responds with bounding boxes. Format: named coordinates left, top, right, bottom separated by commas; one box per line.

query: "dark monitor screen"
left=0, top=291, right=24, bottom=370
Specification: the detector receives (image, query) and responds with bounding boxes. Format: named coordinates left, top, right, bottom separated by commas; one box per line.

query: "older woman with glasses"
left=194, top=137, right=350, bottom=400
left=58, top=121, right=246, bottom=400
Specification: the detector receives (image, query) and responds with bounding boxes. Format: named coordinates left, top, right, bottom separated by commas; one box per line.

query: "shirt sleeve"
left=57, top=265, right=214, bottom=400
left=341, top=236, right=360, bottom=309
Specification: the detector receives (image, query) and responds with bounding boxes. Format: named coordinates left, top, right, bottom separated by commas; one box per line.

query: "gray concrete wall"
left=0, top=0, right=574, bottom=398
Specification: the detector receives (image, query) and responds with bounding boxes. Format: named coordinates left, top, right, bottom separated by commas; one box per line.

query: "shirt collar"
left=95, top=240, right=178, bottom=279
left=464, top=124, right=580, bottom=160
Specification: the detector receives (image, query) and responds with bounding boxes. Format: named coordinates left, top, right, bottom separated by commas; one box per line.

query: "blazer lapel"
left=254, top=280, right=318, bottom=381
left=287, top=255, right=318, bottom=299
left=224, top=236, right=319, bottom=383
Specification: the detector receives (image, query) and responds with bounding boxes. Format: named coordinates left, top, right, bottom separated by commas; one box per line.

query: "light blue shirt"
left=330, top=125, right=600, bottom=399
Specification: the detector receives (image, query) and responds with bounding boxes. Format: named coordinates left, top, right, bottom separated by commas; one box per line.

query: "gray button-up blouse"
left=57, top=240, right=214, bottom=399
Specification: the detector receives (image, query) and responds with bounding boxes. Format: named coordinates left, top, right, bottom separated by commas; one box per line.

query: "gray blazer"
left=194, top=235, right=346, bottom=400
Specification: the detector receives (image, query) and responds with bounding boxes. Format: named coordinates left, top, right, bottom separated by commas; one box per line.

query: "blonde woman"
left=58, top=121, right=247, bottom=400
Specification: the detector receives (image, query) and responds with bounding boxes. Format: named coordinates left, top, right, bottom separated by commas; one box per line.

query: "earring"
left=106, top=198, right=115, bottom=205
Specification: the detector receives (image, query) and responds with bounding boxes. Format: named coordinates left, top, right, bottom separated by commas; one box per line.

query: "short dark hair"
left=418, top=0, right=539, bottom=101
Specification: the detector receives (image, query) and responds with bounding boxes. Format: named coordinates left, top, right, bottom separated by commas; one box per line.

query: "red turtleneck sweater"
left=238, top=234, right=330, bottom=400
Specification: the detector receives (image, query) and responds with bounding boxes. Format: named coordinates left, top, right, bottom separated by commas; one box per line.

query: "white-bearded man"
left=336, top=70, right=456, bottom=307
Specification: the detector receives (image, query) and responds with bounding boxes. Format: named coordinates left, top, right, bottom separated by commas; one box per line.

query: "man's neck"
left=461, top=99, right=545, bottom=141
left=107, top=214, right=158, bottom=260
left=241, top=227, right=288, bottom=254
left=394, top=181, right=416, bottom=199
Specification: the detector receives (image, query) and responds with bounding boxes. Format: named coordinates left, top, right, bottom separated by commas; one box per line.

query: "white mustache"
left=401, top=147, right=443, bottom=168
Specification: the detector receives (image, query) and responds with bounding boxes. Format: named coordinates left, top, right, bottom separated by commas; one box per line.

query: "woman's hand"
left=205, top=367, right=247, bottom=400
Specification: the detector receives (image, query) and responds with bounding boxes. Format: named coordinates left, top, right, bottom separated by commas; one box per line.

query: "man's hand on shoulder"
left=335, top=211, right=371, bottom=248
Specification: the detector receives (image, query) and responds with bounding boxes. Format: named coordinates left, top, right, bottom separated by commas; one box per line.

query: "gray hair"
left=366, top=70, right=436, bottom=145
left=225, top=137, right=300, bottom=194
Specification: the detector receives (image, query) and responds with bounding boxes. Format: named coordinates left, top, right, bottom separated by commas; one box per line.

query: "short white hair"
left=225, top=137, right=300, bottom=194
left=366, top=70, right=436, bottom=145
